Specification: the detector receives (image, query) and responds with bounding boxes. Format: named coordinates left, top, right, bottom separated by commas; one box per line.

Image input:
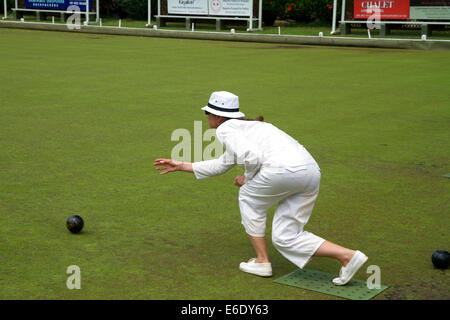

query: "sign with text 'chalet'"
left=354, top=1, right=410, bottom=20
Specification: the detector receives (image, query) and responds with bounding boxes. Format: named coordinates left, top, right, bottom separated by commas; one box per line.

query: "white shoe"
left=239, top=258, right=272, bottom=277
left=332, top=250, right=368, bottom=286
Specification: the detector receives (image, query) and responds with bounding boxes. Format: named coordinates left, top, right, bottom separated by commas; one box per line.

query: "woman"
left=154, top=91, right=368, bottom=285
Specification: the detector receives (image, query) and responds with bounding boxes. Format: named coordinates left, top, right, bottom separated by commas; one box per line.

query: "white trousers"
left=238, top=164, right=325, bottom=269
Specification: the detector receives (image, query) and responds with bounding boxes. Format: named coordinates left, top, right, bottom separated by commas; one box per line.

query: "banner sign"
left=410, top=0, right=450, bottom=5
left=168, top=0, right=209, bottom=15
left=167, top=0, right=251, bottom=16
left=209, top=0, right=251, bottom=16
left=25, top=0, right=92, bottom=11
left=353, top=1, right=410, bottom=20
left=410, top=0, right=450, bottom=19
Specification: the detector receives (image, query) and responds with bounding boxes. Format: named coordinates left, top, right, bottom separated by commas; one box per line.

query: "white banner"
left=168, top=0, right=209, bottom=15
left=210, top=0, right=251, bottom=17
left=410, top=7, right=450, bottom=20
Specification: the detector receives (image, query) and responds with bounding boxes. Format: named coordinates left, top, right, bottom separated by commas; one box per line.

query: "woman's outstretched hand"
left=154, top=159, right=193, bottom=175
left=234, top=174, right=245, bottom=187
left=154, top=158, right=181, bottom=175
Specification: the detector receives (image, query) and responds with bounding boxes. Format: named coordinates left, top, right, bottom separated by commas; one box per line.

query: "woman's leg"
left=271, top=190, right=326, bottom=269
left=238, top=170, right=286, bottom=265
left=239, top=235, right=273, bottom=277
left=313, top=240, right=356, bottom=267
left=248, top=235, right=270, bottom=263
left=271, top=190, right=356, bottom=268
left=247, top=224, right=358, bottom=267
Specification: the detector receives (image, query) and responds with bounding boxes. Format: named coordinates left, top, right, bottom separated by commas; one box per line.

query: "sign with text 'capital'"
left=168, top=0, right=209, bottom=15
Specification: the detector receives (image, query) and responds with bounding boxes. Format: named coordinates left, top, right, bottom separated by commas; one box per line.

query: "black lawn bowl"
left=431, top=250, right=450, bottom=269
left=66, top=215, right=84, bottom=234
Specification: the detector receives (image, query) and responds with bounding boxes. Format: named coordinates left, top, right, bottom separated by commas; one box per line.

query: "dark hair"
left=242, top=115, right=264, bottom=122
left=205, top=111, right=264, bottom=122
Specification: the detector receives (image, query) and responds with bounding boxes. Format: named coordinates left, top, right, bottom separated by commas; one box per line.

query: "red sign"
left=354, top=1, right=410, bottom=20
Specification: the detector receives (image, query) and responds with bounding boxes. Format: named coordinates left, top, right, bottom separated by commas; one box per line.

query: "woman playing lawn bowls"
left=154, top=91, right=368, bottom=285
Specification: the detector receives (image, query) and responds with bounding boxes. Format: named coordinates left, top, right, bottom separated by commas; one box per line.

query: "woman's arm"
left=154, top=159, right=193, bottom=175
left=191, top=152, right=235, bottom=179
left=155, top=154, right=234, bottom=179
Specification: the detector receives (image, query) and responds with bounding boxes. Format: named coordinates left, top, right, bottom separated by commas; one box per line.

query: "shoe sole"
left=239, top=265, right=272, bottom=277
left=333, top=254, right=368, bottom=286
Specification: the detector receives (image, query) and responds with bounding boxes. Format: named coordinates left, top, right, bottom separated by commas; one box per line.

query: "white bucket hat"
left=201, top=91, right=245, bottom=118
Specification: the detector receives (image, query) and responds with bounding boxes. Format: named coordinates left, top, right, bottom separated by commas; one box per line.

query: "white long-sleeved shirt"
left=192, top=119, right=318, bottom=182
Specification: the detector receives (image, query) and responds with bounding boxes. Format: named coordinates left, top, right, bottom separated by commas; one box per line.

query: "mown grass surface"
left=0, top=28, right=449, bottom=299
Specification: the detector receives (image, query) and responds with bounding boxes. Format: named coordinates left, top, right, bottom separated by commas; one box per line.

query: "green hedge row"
left=1, top=0, right=15, bottom=12
left=100, top=0, right=155, bottom=20
left=264, top=0, right=335, bottom=25
left=103, top=0, right=335, bottom=25
left=0, top=0, right=335, bottom=25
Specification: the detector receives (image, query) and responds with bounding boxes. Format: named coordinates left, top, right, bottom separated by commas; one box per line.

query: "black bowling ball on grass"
left=431, top=250, right=450, bottom=269
left=66, top=215, right=84, bottom=234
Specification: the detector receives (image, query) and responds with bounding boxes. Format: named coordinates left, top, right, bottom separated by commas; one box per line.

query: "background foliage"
left=1, top=0, right=335, bottom=25
left=97, top=0, right=335, bottom=24
left=265, top=0, right=334, bottom=23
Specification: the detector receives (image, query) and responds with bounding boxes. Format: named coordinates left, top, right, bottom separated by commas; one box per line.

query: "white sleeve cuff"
left=192, top=157, right=235, bottom=180
left=192, top=162, right=209, bottom=180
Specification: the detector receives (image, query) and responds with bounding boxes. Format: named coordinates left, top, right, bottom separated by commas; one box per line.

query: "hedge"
left=101, top=0, right=335, bottom=24
left=266, top=0, right=335, bottom=23
left=0, top=0, right=335, bottom=25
